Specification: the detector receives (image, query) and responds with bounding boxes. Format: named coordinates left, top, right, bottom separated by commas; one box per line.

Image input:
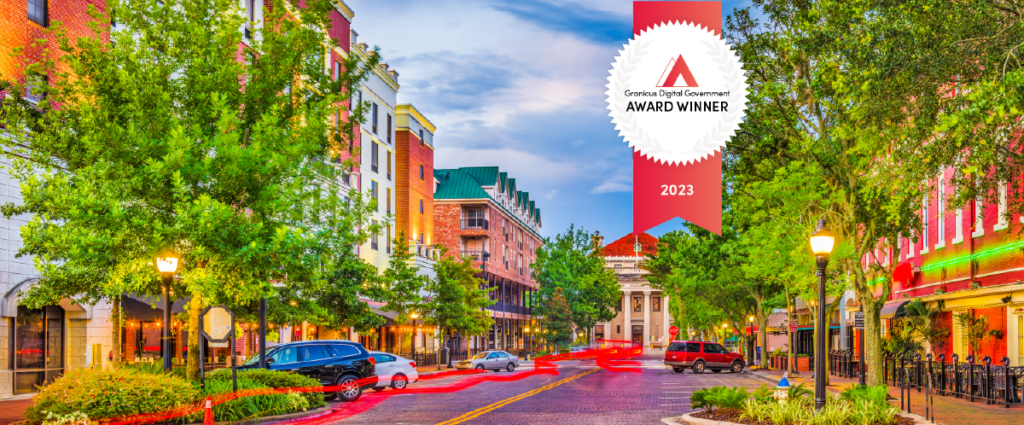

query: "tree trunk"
left=758, top=310, right=769, bottom=370
left=862, top=296, right=884, bottom=386
left=110, top=296, right=121, bottom=368
left=187, top=294, right=203, bottom=381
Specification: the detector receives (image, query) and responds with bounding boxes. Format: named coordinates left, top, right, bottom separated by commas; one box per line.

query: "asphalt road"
left=323, top=358, right=767, bottom=425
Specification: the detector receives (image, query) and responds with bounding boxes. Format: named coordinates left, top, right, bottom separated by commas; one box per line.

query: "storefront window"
left=14, top=305, right=64, bottom=394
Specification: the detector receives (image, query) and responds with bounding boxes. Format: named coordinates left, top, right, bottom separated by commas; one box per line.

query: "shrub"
left=184, top=379, right=309, bottom=423
left=24, top=367, right=198, bottom=424
left=787, top=382, right=813, bottom=399
left=839, top=384, right=889, bottom=407
left=206, top=368, right=325, bottom=408
left=752, top=384, right=774, bottom=403
left=690, top=386, right=749, bottom=411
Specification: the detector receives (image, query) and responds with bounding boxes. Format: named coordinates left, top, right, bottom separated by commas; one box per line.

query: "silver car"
left=455, top=350, right=520, bottom=372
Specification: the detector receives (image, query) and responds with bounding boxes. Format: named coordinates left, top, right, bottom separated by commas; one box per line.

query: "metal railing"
left=461, top=250, right=489, bottom=261
left=882, top=352, right=1024, bottom=408
left=461, top=219, right=489, bottom=230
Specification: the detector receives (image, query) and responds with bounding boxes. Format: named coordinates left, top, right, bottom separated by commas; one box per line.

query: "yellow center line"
left=435, top=368, right=600, bottom=425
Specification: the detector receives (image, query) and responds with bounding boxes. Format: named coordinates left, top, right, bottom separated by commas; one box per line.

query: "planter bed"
left=685, top=409, right=916, bottom=425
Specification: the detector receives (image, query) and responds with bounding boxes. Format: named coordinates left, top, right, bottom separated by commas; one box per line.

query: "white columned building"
left=598, top=232, right=671, bottom=353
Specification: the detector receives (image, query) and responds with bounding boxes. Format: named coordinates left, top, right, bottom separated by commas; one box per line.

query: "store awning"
left=370, top=306, right=399, bottom=326
left=880, top=301, right=909, bottom=319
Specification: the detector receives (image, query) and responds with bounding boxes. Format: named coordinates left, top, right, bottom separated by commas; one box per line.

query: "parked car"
left=239, top=340, right=377, bottom=402
left=455, top=350, right=520, bottom=372
left=663, top=341, right=744, bottom=374
left=569, top=346, right=590, bottom=354
left=368, top=351, right=419, bottom=391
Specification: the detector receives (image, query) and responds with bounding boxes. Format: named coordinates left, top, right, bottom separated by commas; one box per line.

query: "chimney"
left=380, top=62, right=388, bottom=73
left=592, top=231, right=603, bottom=250
left=356, top=42, right=368, bottom=53
left=388, top=68, right=399, bottom=82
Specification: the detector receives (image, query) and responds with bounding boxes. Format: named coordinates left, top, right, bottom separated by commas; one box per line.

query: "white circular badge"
left=606, top=21, right=748, bottom=166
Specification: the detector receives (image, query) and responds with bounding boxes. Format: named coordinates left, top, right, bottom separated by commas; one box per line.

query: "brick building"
left=433, top=167, right=543, bottom=353
left=596, top=232, right=673, bottom=353
left=864, top=168, right=1024, bottom=365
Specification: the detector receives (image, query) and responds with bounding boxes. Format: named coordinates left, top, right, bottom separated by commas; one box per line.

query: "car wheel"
left=372, top=387, right=386, bottom=392
left=711, top=369, right=722, bottom=373
left=731, top=361, right=744, bottom=373
left=692, top=361, right=706, bottom=374
left=336, top=375, right=363, bottom=402
left=506, top=362, right=516, bottom=372
left=475, top=364, right=485, bottom=371
left=672, top=367, right=685, bottom=374
left=391, top=374, right=408, bottom=390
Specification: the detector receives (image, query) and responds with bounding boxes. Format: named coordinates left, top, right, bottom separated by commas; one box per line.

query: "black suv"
left=239, top=340, right=377, bottom=401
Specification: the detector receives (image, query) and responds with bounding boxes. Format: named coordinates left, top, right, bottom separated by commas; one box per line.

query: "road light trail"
left=433, top=368, right=600, bottom=425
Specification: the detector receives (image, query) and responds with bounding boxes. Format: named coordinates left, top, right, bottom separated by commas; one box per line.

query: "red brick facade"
left=395, top=129, right=433, bottom=245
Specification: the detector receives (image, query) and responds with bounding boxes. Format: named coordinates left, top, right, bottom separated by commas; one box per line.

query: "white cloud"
left=435, top=146, right=580, bottom=187
left=545, top=189, right=558, bottom=199
left=591, top=173, right=632, bottom=193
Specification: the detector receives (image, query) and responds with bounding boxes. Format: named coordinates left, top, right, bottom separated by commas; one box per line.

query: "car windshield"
left=471, top=352, right=490, bottom=359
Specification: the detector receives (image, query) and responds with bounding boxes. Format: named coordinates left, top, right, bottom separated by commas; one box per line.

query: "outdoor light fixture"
left=156, top=253, right=178, bottom=372
left=809, top=219, right=835, bottom=411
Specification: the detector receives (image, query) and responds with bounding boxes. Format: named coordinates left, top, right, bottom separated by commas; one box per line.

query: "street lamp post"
left=410, top=312, right=419, bottom=361
left=524, top=327, right=531, bottom=359
left=790, top=306, right=799, bottom=375
left=156, top=255, right=179, bottom=372
left=748, top=316, right=756, bottom=369
left=809, top=219, right=836, bottom=411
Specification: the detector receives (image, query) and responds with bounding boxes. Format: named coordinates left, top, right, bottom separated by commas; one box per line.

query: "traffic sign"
left=854, top=312, right=865, bottom=330
left=669, top=326, right=678, bottom=337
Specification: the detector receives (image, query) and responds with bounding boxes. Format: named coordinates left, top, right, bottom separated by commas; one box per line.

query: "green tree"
left=533, top=225, right=619, bottom=343
left=0, top=0, right=381, bottom=378
left=423, top=249, right=492, bottom=368
left=905, top=299, right=949, bottom=356
left=365, top=235, right=430, bottom=352
left=543, top=288, right=574, bottom=350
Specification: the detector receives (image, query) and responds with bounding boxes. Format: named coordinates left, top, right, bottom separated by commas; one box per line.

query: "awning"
left=370, top=306, right=399, bottom=326
left=121, top=294, right=190, bottom=322
left=880, top=301, right=909, bottom=319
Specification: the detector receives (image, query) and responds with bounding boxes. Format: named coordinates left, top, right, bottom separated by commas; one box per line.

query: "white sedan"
left=369, top=351, right=419, bottom=391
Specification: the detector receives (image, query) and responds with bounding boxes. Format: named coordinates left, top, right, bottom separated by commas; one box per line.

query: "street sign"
left=201, top=306, right=234, bottom=343
left=854, top=312, right=865, bottom=330
left=790, top=322, right=797, bottom=332
left=669, top=326, right=678, bottom=337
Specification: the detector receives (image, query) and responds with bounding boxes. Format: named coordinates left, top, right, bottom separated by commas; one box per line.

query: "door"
left=497, top=352, right=510, bottom=368
left=373, top=353, right=396, bottom=386
left=708, top=343, right=728, bottom=367
left=297, top=345, right=327, bottom=383
left=485, top=352, right=501, bottom=368
left=631, top=325, right=643, bottom=346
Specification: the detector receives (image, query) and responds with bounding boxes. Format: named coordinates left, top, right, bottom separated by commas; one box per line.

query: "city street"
left=327, top=358, right=766, bottom=425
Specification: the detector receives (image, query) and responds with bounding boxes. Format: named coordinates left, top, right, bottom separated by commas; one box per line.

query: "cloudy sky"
left=347, top=0, right=756, bottom=241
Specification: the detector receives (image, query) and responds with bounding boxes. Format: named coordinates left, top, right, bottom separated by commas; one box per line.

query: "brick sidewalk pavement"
left=748, top=369, right=1024, bottom=425
left=0, top=396, right=33, bottom=425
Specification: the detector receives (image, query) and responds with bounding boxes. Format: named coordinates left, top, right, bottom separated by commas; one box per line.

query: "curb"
left=663, top=411, right=932, bottom=425
left=185, top=406, right=332, bottom=425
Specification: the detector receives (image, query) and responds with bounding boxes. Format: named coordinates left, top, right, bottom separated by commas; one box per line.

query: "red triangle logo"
left=656, top=54, right=698, bottom=88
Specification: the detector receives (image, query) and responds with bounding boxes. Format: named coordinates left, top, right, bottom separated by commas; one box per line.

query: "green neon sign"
left=919, top=241, right=1024, bottom=272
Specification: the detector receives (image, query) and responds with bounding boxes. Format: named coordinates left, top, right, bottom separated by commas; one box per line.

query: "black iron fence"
left=868, top=352, right=1024, bottom=408
left=828, top=349, right=860, bottom=379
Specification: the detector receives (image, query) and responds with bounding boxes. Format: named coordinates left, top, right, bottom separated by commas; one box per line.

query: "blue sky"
left=347, top=0, right=757, bottom=241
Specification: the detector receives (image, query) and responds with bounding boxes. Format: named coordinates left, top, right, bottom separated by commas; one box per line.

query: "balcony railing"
left=461, top=219, right=489, bottom=230
left=461, top=250, right=489, bottom=261
left=371, top=240, right=379, bottom=250
left=487, top=302, right=532, bottom=316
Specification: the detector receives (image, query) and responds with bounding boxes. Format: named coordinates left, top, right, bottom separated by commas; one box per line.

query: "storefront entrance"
left=631, top=325, right=643, bottom=346
left=13, top=305, right=64, bottom=394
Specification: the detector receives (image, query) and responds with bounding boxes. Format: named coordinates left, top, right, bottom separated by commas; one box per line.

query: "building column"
left=643, top=291, right=652, bottom=350
left=623, top=291, right=632, bottom=344
left=662, top=294, right=671, bottom=343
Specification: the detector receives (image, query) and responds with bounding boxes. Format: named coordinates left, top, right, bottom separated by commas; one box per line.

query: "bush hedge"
left=184, top=379, right=310, bottom=423
left=23, top=367, right=198, bottom=424
left=206, top=368, right=326, bottom=409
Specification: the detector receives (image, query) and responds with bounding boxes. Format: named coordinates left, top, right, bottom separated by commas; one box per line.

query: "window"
left=371, top=103, right=378, bottom=134
left=386, top=114, right=392, bottom=143
left=632, top=296, right=642, bottom=312
left=386, top=225, right=391, bottom=254
left=371, top=219, right=379, bottom=250
left=937, top=175, right=945, bottom=246
left=371, top=143, right=379, bottom=173
left=334, top=60, right=341, bottom=80
left=370, top=180, right=378, bottom=211
left=921, top=195, right=929, bottom=253
left=330, top=344, right=359, bottom=358
left=386, top=151, right=392, bottom=180
left=386, top=187, right=391, bottom=214
left=973, top=198, right=985, bottom=237
left=244, top=0, right=255, bottom=39
left=996, top=182, right=1009, bottom=230
left=268, top=347, right=298, bottom=365
left=653, top=296, right=661, bottom=312
left=419, top=129, right=424, bottom=146
left=419, top=164, right=424, bottom=180
left=616, top=325, right=621, bottom=334
left=299, top=345, right=325, bottom=362
left=25, top=74, right=46, bottom=102
left=28, top=0, right=47, bottom=26
left=372, top=353, right=396, bottom=363
left=419, top=198, right=424, bottom=214
left=615, top=295, right=621, bottom=312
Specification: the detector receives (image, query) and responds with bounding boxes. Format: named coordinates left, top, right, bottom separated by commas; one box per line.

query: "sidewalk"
left=747, top=369, right=1024, bottom=425
left=0, top=395, right=33, bottom=425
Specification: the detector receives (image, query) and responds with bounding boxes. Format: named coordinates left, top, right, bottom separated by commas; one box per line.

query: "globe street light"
left=524, top=327, right=531, bottom=359
left=809, top=219, right=835, bottom=410
left=156, top=255, right=179, bottom=372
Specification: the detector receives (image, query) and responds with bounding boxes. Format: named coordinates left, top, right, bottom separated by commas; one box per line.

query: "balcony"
left=461, top=250, right=490, bottom=261
left=461, top=219, right=489, bottom=230
left=487, top=302, right=531, bottom=316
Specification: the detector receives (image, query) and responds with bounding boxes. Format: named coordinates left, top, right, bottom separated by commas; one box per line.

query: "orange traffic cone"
left=203, top=396, right=214, bottom=425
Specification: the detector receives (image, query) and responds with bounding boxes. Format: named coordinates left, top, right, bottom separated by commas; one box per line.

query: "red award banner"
left=630, top=1, right=725, bottom=235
